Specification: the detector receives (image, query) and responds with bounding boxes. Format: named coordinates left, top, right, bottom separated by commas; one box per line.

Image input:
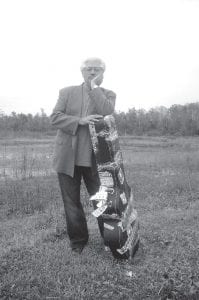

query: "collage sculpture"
left=89, top=115, right=140, bottom=259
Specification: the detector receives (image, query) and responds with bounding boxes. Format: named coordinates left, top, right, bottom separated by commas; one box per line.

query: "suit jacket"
left=51, top=83, right=116, bottom=177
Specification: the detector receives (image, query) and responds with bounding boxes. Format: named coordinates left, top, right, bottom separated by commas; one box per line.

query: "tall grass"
left=0, top=139, right=54, bottom=180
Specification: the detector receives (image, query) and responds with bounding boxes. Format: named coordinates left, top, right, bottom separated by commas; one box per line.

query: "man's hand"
left=79, top=114, right=103, bottom=125
left=90, top=73, right=104, bottom=89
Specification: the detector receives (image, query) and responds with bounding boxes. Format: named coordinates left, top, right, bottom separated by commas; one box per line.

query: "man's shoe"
left=72, top=247, right=84, bottom=254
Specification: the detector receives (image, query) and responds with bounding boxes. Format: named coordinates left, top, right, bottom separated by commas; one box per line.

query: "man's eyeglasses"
left=84, top=67, right=103, bottom=72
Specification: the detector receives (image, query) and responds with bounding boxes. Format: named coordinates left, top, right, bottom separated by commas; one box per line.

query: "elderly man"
left=51, top=58, right=116, bottom=254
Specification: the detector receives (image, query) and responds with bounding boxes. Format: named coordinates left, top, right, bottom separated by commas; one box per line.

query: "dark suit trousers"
left=57, top=166, right=103, bottom=249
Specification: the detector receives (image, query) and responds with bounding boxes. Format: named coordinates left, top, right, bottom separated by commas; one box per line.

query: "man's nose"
left=90, top=68, right=97, bottom=74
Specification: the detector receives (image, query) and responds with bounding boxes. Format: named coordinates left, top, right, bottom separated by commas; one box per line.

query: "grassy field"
left=0, top=135, right=199, bottom=299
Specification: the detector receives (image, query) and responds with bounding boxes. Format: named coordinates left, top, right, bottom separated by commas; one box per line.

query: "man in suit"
left=51, top=57, right=116, bottom=254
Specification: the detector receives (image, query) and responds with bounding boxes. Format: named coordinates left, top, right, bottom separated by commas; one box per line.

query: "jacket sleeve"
left=50, top=88, right=80, bottom=135
left=88, top=88, right=116, bottom=116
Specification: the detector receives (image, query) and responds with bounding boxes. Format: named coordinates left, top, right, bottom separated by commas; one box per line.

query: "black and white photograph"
left=0, top=0, right=199, bottom=299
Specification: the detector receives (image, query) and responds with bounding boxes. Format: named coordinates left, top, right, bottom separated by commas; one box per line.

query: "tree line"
left=0, top=108, right=50, bottom=132
left=0, top=103, right=199, bottom=136
left=114, top=102, right=199, bottom=136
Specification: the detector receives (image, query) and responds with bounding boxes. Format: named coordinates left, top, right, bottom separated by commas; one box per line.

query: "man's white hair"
left=80, top=57, right=106, bottom=71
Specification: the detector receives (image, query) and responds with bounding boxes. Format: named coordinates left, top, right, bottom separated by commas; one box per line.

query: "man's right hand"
left=79, top=114, right=103, bottom=125
left=90, top=73, right=103, bottom=89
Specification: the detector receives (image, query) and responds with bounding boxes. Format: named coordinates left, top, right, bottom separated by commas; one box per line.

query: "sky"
left=0, top=0, right=199, bottom=115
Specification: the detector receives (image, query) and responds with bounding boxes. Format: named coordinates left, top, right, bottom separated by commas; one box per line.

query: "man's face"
left=81, top=60, right=104, bottom=86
